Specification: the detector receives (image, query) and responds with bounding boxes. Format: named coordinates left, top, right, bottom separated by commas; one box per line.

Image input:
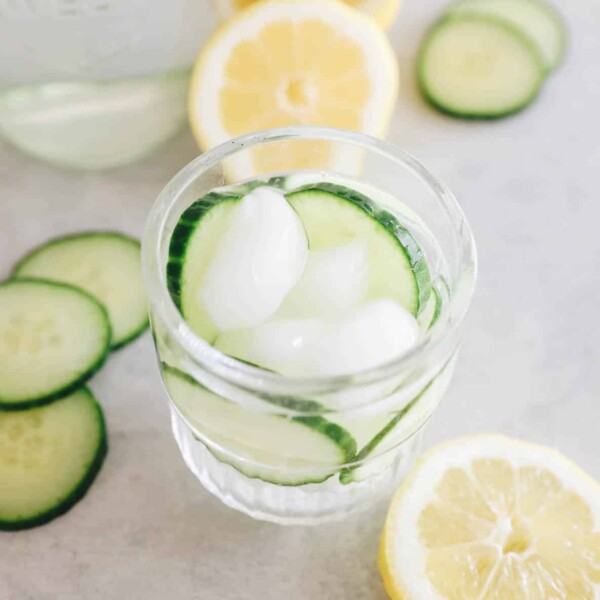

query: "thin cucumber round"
left=163, top=366, right=356, bottom=486
left=339, top=356, right=457, bottom=483
left=287, top=184, right=431, bottom=316
left=167, top=182, right=286, bottom=318
left=212, top=357, right=326, bottom=413
left=418, top=287, right=442, bottom=330
left=449, top=0, right=566, bottom=72
left=0, top=280, right=110, bottom=410
left=168, top=180, right=430, bottom=340
left=418, top=16, right=545, bottom=119
left=167, top=193, right=240, bottom=342
left=13, top=232, right=147, bottom=349
left=0, top=388, right=107, bottom=530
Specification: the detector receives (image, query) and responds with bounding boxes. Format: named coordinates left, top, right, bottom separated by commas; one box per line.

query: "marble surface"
left=1, top=1, right=599, bottom=598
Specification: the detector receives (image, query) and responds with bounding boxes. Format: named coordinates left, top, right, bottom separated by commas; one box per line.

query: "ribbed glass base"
left=171, top=407, right=423, bottom=525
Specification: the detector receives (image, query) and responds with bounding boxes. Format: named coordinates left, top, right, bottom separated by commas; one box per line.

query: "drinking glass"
left=143, top=126, right=477, bottom=524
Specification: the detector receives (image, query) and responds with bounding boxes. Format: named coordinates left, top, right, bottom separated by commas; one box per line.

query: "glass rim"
left=143, top=125, right=477, bottom=395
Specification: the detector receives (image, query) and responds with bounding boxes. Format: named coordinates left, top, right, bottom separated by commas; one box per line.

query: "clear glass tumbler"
left=143, top=126, right=477, bottom=525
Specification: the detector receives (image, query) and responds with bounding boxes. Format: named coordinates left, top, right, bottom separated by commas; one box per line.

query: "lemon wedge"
left=213, top=0, right=404, bottom=30
left=189, top=0, right=398, bottom=178
left=381, top=434, right=600, bottom=599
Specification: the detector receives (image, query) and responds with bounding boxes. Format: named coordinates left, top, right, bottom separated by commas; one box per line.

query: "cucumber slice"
left=331, top=411, right=397, bottom=456
left=0, top=280, right=110, bottom=409
left=418, top=288, right=442, bottom=330
left=166, top=182, right=277, bottom=314
left=0, top=388, right=107, bottom=530
left=339, top=356, right=457, bottom=483
left=449, top=0, right=566, bottom=72
left=418, top=16, right=545, bottom=119
left=163, top=366, right=356, bottom=486
left=286, top=184, right=431, bottom=316
left=13, top=232, right=147, bottom=349
left=167, top=193, right=240, bottom=342
left=168, top=181, right=430, bottom=337
left=207, top=357, right=326, bottom=413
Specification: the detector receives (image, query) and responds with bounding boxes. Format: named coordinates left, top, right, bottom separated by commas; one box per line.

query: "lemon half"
left=381, top=435, right=600, bottom=599
left=189, top=0, right=399, bottom=179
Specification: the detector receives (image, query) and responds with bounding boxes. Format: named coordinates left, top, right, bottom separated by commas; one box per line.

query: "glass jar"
left=0, top=0, right=215, bottom=169
left=143, top=126, right=477, bottom=524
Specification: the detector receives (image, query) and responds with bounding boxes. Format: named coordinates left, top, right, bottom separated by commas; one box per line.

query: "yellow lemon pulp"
left=189, top=0, right=398, bottom=178
left=381, top=435, right=600, bottom=599
left=217, top=0, right=403, bottom=29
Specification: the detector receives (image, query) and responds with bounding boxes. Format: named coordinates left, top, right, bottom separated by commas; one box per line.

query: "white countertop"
left=1, top=1, right=599, bottom=598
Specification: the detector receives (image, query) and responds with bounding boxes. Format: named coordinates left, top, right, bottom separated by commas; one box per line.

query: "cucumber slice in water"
left=449, top=0, right=566, bottom=72
left=13, top=232, right=148, bottom=349
left=418, top=288, right=442, bottom=330
left=0, top=280, right=110, bottom=409
left=418, top=16, right=545, bottom=119
left=167, top=193, right=240, bottom=342
left=287, top=184, right=431, bottom=316
left=163, top=366, right=356, bottom=486
left=166, top=182, right=285, bottom=325
left=0, top=388, right=107, bottom=530
left=168, top=180, right=430, bottom=342
left=339, top=356, right=457, bottom=483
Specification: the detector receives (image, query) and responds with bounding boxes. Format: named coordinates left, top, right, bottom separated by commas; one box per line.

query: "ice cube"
left=277, top=240, right=369, bottom=319
left=199, top=187, right=308, bottom=331
left=306, top=298, right=420, bottom=377
left=215, top=319, right=326, bottom=375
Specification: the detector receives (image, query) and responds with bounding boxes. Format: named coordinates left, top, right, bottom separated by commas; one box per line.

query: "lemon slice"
left=190, top=0, right=398, bottom=179
left=213, top=0, right=404, bottom=30
left=381, top=435, right=600, bottom=599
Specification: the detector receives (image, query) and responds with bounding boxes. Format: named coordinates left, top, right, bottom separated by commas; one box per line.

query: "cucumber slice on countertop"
left=167, top=193, right=240, bottom=342
left=13, top=232, right=147, bottom=349
left=339, top=355, right=457, bottom=483
left=418, top=16, right=545, bottom=119
left=162, top=366, right=356, bottom=486
left=286, top=184, right=431, bottom=316
left=449, top=0, right=566, bottom=72
left=0, top=388, right=107, bottom=530
left=0, top=280, right=110, bottom=409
